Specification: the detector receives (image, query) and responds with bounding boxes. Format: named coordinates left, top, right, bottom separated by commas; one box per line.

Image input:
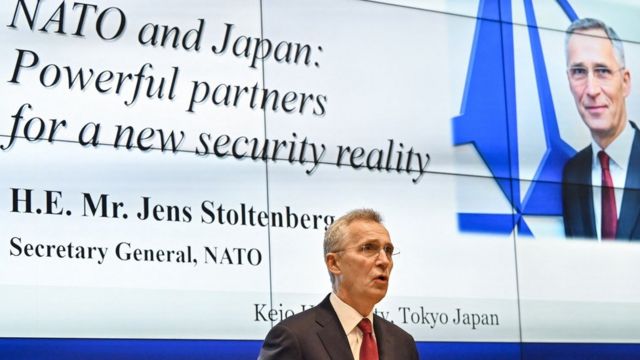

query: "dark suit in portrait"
left=258, top=294, right=419, bottom=360
left=562, top=123, right=640, bottom=240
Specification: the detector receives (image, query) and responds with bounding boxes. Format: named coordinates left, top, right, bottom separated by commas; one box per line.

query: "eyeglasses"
left=333, top=243, right=399, bottom=259
left=567, top=65, right=625, bottom=84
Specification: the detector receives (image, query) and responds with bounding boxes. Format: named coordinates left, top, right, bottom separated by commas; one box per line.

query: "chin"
left=370, top=289, right=387, bottom=302
left=584, top=120, right=613, bottom=133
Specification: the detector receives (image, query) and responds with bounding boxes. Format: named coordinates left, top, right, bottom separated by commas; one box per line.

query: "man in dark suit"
left=258, top=209, right=419, bottom=359
left=562, top=18, right=640, bottom=240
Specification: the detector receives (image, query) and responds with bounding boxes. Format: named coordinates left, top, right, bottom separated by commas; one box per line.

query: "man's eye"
left=570, top=67, right=587, bottom=75
left=595, top=67, right=612, bottom=75
left=362, top=243, right=376, bottom=251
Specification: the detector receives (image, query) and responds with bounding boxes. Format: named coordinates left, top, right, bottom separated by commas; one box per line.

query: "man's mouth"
left=585, top=104, right=608, bottom=113
left=374, top=275, right=388, bottom=282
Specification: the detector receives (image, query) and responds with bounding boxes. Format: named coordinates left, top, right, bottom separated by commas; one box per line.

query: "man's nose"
left=376, top=249, right=391, bottom=266
left=585, top=73, right=602, bottom=97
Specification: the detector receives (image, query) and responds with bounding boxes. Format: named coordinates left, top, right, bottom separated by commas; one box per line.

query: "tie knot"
left=358, top=318, right=373, bottom=335
left=598, top=150, right=610, bottom=170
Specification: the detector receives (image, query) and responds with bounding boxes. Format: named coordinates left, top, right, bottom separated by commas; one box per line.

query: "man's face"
left=567, top=28, right=631, bottom=147
left=329, top=220, right=393, bottom=313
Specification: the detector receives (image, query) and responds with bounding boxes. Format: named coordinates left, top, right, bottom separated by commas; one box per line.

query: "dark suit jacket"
left=258, top=294, right=419, bottom=360
left=562, top=122, right=640, bottom=240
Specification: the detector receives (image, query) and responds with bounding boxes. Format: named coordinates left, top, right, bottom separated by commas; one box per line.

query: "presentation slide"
left=1, top=0, right=639, bottom=358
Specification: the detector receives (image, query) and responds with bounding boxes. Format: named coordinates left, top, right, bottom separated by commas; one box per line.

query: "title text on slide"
left=7, top=0, right=328, bottom=115
left=8, top=0, right=323, bottom=68
left=252, top=303, right=500, bottom=330
left=8, top=48, right=327, bottom=116
left=9, top=236, right=264, bottom=267
left=9, top=187, right=337, bottom=231
left=3, top=1, right=432, bottom=183
left=2, top=104, right=431, bottom=183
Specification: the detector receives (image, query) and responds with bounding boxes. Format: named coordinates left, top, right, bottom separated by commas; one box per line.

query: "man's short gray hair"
left=323, top=209, right=383, bottom=288
left=565, top=18, right=625, bottom=67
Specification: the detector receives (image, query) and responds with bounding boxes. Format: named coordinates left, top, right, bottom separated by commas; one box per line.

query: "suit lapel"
left=315, top=296, right=354, bottom=360
left=617, top=129, right=640, bottom=240
left=577, top=146, right=597, bottom=237
left=373, top=315, right=393, bottom=360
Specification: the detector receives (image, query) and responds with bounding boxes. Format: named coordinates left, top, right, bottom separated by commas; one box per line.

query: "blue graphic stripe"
left=556, top=0, right=578, bottom=22
left=498, top=0, right=520, bottom=213
left=417, top=341, right=521, bottom=359
left=458, top=213, right=516, bottom=234
left=454, top=0, right=582, bottom=235
left=522, top=342, right=640, bottom=360
left=3, top=339, right=640, bottom=359
left=0, top=339, right=262, bottom=360
left=452, top=0, right=514, bottom=204
left=520, top=0, right=575, bottom=215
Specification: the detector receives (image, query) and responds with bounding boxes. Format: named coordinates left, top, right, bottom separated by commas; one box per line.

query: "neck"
left=335, top=289, right=374, bottom=317
left=594, top=119, right=627, bottom=150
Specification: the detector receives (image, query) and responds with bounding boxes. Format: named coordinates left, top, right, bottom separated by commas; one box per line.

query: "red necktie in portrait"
left=358, top=318, right=379, bottom=360
left=598, top=151, right=617, bottom=240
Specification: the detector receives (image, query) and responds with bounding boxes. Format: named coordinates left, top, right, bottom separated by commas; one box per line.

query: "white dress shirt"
left=590, top=121, right=635, bottom=240
left=329, top=293, right=377, bottom=360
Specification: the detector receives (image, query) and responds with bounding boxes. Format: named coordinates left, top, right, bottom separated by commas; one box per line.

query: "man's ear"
left=326, top=253, right=342, bottom=276
left=623, top=68, right=631, bottom=97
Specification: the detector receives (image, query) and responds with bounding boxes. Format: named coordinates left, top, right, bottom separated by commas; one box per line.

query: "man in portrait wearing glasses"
left=562, top=18, right=640, bottom=240
left=258, top=209, right=419, bottom=360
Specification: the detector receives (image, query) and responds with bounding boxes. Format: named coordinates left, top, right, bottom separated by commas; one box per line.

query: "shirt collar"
left=329, top=292, right=374, bottom=336
left=591, top=121, right=634, bottom=171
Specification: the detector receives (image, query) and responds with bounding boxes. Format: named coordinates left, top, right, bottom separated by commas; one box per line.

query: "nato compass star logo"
left=453, top=0, right=580, bottom=236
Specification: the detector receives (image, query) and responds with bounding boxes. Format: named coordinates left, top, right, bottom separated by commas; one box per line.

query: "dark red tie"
left=358, top=318, right=379, bottom=360
left=598, top=151, right=617, bottom=240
